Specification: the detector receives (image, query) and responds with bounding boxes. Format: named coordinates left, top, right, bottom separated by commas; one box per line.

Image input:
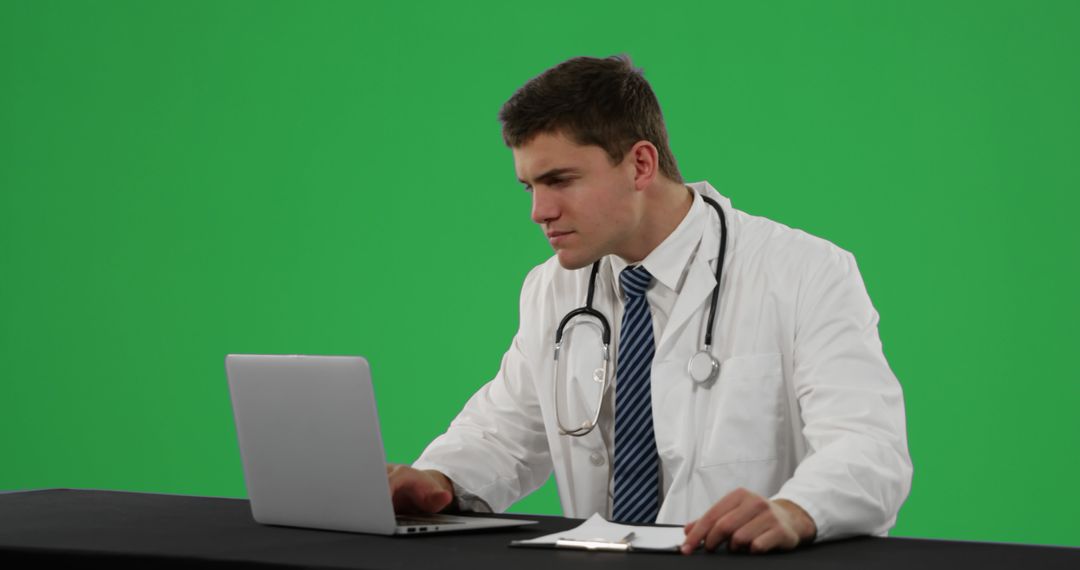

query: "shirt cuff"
left=770, top=492, right=827, bottom=543
left=451, top=480, right=494, bottom=513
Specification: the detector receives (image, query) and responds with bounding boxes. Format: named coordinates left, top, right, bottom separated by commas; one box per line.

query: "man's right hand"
left=386, top=464, right=455, bottom=514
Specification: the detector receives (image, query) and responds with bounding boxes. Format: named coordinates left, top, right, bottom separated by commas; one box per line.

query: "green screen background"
left=2, top=0, right=1077, bottom=547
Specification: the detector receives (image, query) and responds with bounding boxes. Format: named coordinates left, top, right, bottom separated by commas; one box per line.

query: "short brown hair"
left=499, top=54, right=683, bottom=184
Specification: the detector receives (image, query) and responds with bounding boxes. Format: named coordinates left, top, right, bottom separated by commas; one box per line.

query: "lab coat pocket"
left=696, top=353, right=785, bottom=468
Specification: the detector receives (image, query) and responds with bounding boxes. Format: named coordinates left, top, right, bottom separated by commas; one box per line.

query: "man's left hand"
left=680, top=488, right=817, bottom=554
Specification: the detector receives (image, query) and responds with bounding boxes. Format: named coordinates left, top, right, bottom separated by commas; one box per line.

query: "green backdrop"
left=2, top=0, right=1077, bottom=548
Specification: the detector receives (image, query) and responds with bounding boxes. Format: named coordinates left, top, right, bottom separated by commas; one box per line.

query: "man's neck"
left=616, top=182, right=694, bottom=264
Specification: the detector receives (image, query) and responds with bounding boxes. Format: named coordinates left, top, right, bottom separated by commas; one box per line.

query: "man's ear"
left=628, top=140, right=660, bottom=191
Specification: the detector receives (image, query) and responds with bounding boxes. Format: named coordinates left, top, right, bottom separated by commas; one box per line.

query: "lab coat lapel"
left=657, top=225, right=718, bottom=356
left=656, top=184, right=731, bottom=356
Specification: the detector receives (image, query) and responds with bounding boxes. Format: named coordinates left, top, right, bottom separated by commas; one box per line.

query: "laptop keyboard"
left=396, top=515, right=464, bottom=527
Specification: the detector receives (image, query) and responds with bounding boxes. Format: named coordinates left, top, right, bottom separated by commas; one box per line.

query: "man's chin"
left=555, top=248, right=599, bottom=271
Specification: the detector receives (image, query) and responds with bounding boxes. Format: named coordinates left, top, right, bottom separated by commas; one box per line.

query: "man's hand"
left=681, top=487, right=817, bottom=555
left=386, top=464, right=454, bottom=514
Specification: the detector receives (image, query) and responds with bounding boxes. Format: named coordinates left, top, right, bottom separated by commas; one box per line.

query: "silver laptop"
left=224, top=354, right=537, bottom=535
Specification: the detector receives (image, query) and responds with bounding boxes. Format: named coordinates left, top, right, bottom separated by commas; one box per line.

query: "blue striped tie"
left=612, top=265, right=661, bottom=523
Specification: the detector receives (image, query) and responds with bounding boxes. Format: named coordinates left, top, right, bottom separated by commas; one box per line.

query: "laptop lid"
left=225, top=354, right=397, bottom=534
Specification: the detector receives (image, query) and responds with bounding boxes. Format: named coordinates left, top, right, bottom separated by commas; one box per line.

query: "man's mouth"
left=547, top=230, right=574, bottom=246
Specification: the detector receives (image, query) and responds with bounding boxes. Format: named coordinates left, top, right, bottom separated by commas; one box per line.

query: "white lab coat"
left=413, top=181, right=912, bottom=542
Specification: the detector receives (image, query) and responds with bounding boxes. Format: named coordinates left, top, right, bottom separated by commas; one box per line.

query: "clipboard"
left=512, top=532, right=638, bottom=552
left=509, top=514, right=684, bottom=553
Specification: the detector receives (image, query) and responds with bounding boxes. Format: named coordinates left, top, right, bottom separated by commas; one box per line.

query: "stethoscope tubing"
left=553, top=193, right=728, bottom=436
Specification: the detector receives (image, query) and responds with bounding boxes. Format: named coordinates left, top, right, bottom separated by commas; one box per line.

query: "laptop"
left=224, top=354, right=537, bottom=535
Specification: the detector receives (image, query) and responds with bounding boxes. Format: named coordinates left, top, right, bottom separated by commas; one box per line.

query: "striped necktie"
left=612, top=265, right=661, bottom=523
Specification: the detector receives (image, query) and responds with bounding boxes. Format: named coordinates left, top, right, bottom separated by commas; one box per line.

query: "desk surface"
left=0, top=489, right=1076, bottom=569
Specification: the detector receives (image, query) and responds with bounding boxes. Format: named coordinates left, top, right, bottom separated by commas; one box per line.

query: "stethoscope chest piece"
left=688, top=350, right=720, bottom=385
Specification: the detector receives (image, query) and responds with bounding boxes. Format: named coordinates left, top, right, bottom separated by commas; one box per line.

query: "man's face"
left=513, top=131, right=638, bottom=269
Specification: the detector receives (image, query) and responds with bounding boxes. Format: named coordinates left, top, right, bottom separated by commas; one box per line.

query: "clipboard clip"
left=554, top=532, right=636, bottom=552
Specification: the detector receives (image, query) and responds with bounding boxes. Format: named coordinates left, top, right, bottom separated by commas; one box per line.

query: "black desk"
left=0, top=489, right=1076, bottom=569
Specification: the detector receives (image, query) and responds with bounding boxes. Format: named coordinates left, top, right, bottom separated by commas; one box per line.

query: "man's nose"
left=530, top=188, right=560, bottom=225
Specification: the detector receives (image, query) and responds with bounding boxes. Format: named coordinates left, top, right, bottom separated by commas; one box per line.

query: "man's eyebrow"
left=517, top=167, right=580, bottom=185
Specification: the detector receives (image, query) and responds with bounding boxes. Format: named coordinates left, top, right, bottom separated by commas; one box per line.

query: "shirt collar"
left=609, top=187, right=706, bottom=297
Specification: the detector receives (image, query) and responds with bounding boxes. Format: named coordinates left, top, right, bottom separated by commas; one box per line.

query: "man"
left=388, top=55, right=912, bottom=554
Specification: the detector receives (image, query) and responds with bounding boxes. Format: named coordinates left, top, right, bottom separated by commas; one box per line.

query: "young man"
left=388, top=55, right=912, bottom=554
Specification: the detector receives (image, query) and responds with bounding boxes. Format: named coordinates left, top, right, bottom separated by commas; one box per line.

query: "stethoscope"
left=553, top=194, right=728, bottom=436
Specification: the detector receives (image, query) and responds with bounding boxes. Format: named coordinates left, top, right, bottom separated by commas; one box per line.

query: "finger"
left=704, top=494, right=770, bottom=551
left=727, top=510, right=777, bottom=552
left=681, top=490, right=746, bottom=553
left=680, top=520, right=698, bottom=554
left=682, top=518, right=714, bottom=554
left=390, top=477, right=418, bottom=512
left=681, top=518, right=704, bottom=554
left=395, top=486, right=433, bottom=513
left=387, top=466, right=415, bottom=500
left=401, top=473, right=453, bottom=514
left=390, top=471, right=429, bottom=513
left=423, top=488, right=453, bottom=512
left=391, top=489, right=415, bottom=513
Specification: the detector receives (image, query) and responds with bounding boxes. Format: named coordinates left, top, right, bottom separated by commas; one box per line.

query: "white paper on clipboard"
left=510, top=513, right=684, bottom=553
